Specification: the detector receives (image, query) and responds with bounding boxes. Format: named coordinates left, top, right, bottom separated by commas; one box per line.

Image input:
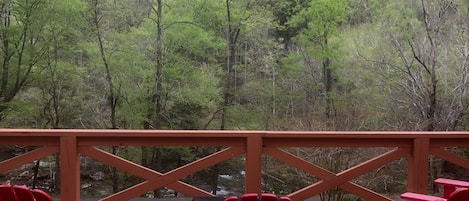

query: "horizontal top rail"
left=1, top=129, right=469, bottom=147
left=2, top=128, right=469, bottom=137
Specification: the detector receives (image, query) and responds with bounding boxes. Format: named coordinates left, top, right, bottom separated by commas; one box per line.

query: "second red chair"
left=224, top=193, right=292, bottom=201
left=0, top=185, right=53, bottom=201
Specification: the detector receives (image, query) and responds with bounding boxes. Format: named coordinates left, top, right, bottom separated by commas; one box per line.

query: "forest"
left=1, top=0, right=469, bottom=200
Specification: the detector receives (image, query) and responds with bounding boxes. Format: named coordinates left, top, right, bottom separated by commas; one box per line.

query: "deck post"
left=60, top=135, right=80, bottom=201
left=407, top=138, right=430, bottom=194
left=245, top=134, right=263, bottom=194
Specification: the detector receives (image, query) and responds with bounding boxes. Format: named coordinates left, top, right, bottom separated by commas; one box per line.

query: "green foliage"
left=0, top=0, right=87, bottom=128
left=346, top=0, right=379, bottom=25
left=290, top=0, right=347, bottom=35
left=275, top=0, right=349, bottom=127
left=0, top=0, right=47, bottom=108
left=0, top=89, right=43, bottom=128
left=289, top=0, right=347, bottom=56
left=270, top=0, right=310, bottom=41
left=164, top=101, right=205, bottom=129
left=3, top=0, right=469, bottom=198
left=381, top=1, right=422, bottom=40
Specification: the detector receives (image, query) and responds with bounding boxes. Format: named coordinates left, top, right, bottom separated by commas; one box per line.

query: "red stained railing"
left=0, top=129, right=468, bottom=201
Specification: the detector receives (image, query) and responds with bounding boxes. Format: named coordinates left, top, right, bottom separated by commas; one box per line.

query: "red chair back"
left=224, top=193, right=292, bottom=201
left=240, top=193, right=258, bottom=201
left=13, top=185, right=36, bottom=201
left=224, top=196, right=239, bottom=201
left=449, top=188, right=469, bottom=201
left=259, top=193, right=277, bottom=201
left=0, top=185, right=19, bottom=201
left=278, top=196, right=292, bottom=201
left=32, top=189, right=54, bottom=201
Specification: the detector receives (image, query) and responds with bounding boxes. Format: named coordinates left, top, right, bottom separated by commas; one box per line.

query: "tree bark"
left=90, top=0, right=119, bottom=192
left=155, top=0, right=163, bottom=129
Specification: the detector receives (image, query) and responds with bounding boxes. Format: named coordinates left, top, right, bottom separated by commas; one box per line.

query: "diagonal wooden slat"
left=0, top=146, right=58, bottom=173
left=431, top=148, right=469, bottom=170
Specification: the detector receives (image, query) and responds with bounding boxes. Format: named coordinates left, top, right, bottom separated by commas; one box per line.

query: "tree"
left=142, top=0, right=164, bottom=130
left=116, top=0, right=227, bottom=196
left=270, top=0, right=309, bottom=51
left=0, top=0, right=48, bottom=117
left=220, top=0, right=238, bottom=130
left=294, top=0, right=347, bottom=119
left=0, top=0, right=88, bottom=193
left=82, top=0, right=154, bottom=192
left=87, top=0, right=118, bottom=129
left=349, top=0, right=469, bottom=191
left=375, top=0, right=469, bottom=131
left=346, top=0, right=379, bottom=25
left=278, top=0, right=347, bottom=129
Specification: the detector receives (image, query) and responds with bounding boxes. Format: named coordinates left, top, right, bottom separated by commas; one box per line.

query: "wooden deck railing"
left=0, top=129, right=469, bottom=201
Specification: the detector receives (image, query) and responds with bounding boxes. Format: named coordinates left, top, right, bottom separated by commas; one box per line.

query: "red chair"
left=224, top=193, right=292, bottom=201
left=259, top=193, right=278, bottom=201
left=0, top=185, right=19, bottom=201
left=401, top=178, right=469, bottom=201
left=278, top=196, right=292, bottom=201
left=241, top=193, right=258, bottom=201
left=224, top=195, right=239, bottom=201
left=0, top=184, right=53, bottom=201
left=434, top=178, right=469, bottom=199
left=13, top=185, right=36, bottom=201
left=31, top=189, right=54, bottom=201
left=448, top=188, right=469, bottom=200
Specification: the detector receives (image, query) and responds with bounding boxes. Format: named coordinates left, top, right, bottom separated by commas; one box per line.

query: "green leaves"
left=289, top=0, right=347, bottom=39
left=287, top=0, right=347, bottom=60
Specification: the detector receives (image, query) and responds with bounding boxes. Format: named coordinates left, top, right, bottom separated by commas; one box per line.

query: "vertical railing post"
left=60, top=135, right=80, bottom=201
left=245, top=134, right=263, bottom=194
left=407, top=138, right=430, bottom=194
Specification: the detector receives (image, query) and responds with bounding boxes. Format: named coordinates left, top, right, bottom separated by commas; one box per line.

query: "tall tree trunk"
left=221, top=0, right=240, bottom=130
left=92, top=0, right=117, bottom=129
left=221, top=0, right=232, bottom=131
left=416, top=0, right=438, bottom=131
left=144, top=0, right=164, bottom=197
left=154, top=1, right=163, bottom=196
left=323, top=56, right=334, bottom=118
left=154, top=0, right=163, bottom=130
left=90, top=0, right=119, bottom=192
left=213, top=0, right=241, bottom=194
left=321, top=35, right=335, bottom=120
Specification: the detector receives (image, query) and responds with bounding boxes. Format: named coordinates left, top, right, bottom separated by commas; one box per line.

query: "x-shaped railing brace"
left=264, top=147, right=410, bottom=201
left=80, top=146, right=244, bottom=201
